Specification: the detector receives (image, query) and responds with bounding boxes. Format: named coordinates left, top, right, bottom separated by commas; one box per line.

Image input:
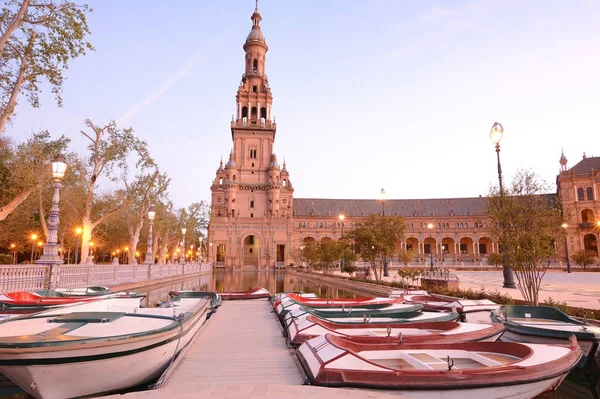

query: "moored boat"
left=491, top=305, right=600, bottom=368
left=219, top=287, right=271, bottom=300
left=275, top=294, right=405, bottom=317
left=283, top=307, right=460, bottom=330
left=54, top=286, right=143, bottom=298
left=169, top=291, right=223, bottom=309
left=0, top=290, right=104, bottom=310
left=270, top=292, right=318, bottom=305
left=288, top=315, right=505, bottom=347
left=403, top=294, right=500, bottom=323
left=297, top=333, right=582, bottom=399
left=0, top=293, right=211, bottom=399
left=298, top=303, right=424, bottom=320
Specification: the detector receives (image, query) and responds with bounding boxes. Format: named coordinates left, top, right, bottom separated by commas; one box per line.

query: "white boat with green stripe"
left=0, top=293, right=211, bottom=399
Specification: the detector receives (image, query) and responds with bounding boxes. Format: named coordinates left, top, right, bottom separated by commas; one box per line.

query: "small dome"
left=246, top=27, right=265, bottom=43
left=225, top=151, right=237, bottom=169
left=217, top=159, right=225, bottom=174
left=268, top=153, right=280, bottom=170
left=281, top=160, right=289, bottom=175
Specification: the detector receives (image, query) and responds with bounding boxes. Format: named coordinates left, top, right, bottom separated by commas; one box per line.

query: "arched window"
left=587, top=187, right=594, bottom=200
left=241, top=106, right=248, bottom=118
left=250, top=200, right=254, bottom=208
left=584, top=234, right=598, bottom=254
left=253, top=59, right=258, bottom=73
left=260, top=107, right=267, bottom=119
left=582, top=209, right=595, bottom=223
left=251, top=107, right=257, bottom=121
left=283, top=179, right=287, bottom=187
left=219, top=177, right=223, bottom=185
left=233, top=175, right=236, bottom=181
left=577, top=188, right=584, bottom=201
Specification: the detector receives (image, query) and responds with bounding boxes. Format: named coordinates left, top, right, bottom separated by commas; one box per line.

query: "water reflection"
left=139, top=270, right=357, bottom=306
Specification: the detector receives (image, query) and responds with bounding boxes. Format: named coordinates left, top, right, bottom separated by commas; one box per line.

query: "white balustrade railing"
left=0, top=262, right=212, bottom=293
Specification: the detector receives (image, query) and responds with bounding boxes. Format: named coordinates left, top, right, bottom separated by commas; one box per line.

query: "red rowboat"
left=0, top=290, right=102, bottom=310
left=219, top=287, right=271, bottom=300
left=288, top=315, right=505, bottom=347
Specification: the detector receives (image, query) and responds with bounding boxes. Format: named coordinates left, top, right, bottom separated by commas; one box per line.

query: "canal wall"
left=287, top=271, right=393, bottom=297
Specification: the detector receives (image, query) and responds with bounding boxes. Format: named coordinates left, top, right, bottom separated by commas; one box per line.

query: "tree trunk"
left=0, top=31, right=36, bottom=134
left=0, top=0, right=29, bottom=58
left=38, top=187, right=48, bottom=241
left=80, top=216, right=93, bottom=264
left=0, top=186, right=36, bottom=221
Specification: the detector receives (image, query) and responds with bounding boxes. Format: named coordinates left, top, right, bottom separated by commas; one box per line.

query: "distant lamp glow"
left=51, top=155, right=68, bottom=181
left=182, top=228, right=187, bottom=235
left=489, top=122, right=504, bottom=145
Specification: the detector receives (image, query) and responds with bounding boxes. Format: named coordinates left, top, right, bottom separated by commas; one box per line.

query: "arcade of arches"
left=206, top=5, right=600, bottom=268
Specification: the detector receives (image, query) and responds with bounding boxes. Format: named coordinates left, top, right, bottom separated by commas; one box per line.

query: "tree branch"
left=0, top=185, right=36, bottom=221
left=0, top=0, right=30, bottom=58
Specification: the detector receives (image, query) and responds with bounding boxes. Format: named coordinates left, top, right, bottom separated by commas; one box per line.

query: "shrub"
left=0, top=254, right=13, bottom=265
left=342, top=264, right=358, bottom=275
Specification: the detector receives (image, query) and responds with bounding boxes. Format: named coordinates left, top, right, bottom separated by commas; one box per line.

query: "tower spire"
left=255, top=0, right=258, bottom=10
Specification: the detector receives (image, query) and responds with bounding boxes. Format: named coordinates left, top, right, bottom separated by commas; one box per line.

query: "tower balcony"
left=231, top=118, right=276, bottom=129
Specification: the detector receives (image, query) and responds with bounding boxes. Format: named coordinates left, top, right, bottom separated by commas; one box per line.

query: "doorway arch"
left=243, top=234, right=260, bottom=266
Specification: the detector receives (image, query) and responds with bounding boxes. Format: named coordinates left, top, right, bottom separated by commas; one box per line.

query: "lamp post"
left=37, top=155, right=68, bottom=288
left=180, top=228, right=187, bottom=264
left=490, top=122, right=517, bottom=288
left=427, top=223, right=434, bottom=271
left=144, top=204, right=156, bottom=265
left=561, top=223, right=571, bottom=273
left=74, top=227, right=82, bottom=264
left=10, top=243, right=16, bottom=264
left=30, top=234, right=37, bottom=263
left=380, top=188, right=390, bottom=277
left=339, top=214, right=345, bottom=270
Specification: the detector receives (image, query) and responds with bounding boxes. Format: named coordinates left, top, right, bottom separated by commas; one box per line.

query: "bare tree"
left=74, top=119, right=146, bottom=263
left=487, top=169, right=564, bottom=305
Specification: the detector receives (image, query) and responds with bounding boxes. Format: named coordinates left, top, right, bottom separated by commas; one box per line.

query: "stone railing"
left=0, top=262, right=212, bottom=293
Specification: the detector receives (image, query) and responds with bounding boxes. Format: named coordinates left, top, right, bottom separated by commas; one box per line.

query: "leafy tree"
left=397, top=248, right=415, bottom=267
left=486, top=252, right=503, bottom=269
left=315, top=240, right=343, bottom=274
left=0, top=0, right=93, bottom=134
left=571, top=250, right=596, bottom=271
left=347, top=215, right=405, bottom=282
left=0, top=131, right=70, bottom=223
left=486, top=169, right=564, bottom=305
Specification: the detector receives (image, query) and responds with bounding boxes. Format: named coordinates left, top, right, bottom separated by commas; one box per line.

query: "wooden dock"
left=103, top=299, right=403, bottom=398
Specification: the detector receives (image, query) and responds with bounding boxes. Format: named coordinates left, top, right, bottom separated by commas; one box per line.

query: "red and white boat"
left=0, top=290, right=103, bottom=310
left=288, top=315, right=505, bottom=347
left=403, top=294, right=500, bottom=323
left=219, top=287, right=271, bottom=300
left=275, top=294, right=405, bottom=317
left=298, top=334, right=582, bottom=399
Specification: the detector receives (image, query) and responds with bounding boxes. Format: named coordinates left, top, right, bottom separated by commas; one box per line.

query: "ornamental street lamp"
left=10, top=243, right=16, bottom=264
left=380, top=188, right=390, bottom=277
left=180, top=228, right=187, bottom=264
left=427, top=223, right=434, bottom=271
left=30, top=234, right=37, bottom=264
left=144, top=205, right=156, bottom=265
left=561, top=223, right=571, bottom=273
left=37, top=155, right=68, bottom=288
left=339, top=214, right=345, bottom=270
left=74, top=227, right=82, bottom=264
left=490, top=122, right=516, bottom=289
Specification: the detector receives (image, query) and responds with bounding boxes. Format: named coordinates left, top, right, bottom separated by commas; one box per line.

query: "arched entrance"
left=243, top=235, right=260, bottom=266
left=584, top=234, right=598, bottom=255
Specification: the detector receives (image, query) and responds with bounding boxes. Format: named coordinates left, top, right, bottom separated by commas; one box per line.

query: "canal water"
left=137, top=269, right=357, bottom=307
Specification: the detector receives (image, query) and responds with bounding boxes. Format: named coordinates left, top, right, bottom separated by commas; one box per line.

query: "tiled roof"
left=569, top=156, right=600, bottom=174
left=293, top=195, right=558, bottom=217
left=294, top=197, right=488, bottom=217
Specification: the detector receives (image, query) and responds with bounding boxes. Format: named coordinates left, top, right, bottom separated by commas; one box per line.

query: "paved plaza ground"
left=381, top=269, right=600, bottom=310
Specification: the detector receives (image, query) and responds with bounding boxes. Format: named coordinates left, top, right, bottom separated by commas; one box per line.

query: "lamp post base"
left=383, top=258, right=389, bottom=277
left=502, top=265, right=517, bottom=288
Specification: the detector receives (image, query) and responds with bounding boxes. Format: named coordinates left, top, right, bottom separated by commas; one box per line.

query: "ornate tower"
left=208, top=4, right=294, bottom=268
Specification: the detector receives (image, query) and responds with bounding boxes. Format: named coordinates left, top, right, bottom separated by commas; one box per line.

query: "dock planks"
left=165, top=299, right=305, bottom=387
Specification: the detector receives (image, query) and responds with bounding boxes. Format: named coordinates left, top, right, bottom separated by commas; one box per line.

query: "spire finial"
left=255, top=0, right=258, bottom=10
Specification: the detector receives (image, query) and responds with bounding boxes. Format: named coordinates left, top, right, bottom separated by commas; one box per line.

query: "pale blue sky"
left=7, top=0, right=600, bottom=206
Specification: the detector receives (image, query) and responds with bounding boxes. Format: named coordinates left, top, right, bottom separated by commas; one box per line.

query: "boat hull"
left=297, top=335, right=581, bottom=399
left=0, top=298, right=209, bottom=399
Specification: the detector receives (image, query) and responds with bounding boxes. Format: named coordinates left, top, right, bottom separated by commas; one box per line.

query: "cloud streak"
left=117, top=52, right=207, bottom=124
